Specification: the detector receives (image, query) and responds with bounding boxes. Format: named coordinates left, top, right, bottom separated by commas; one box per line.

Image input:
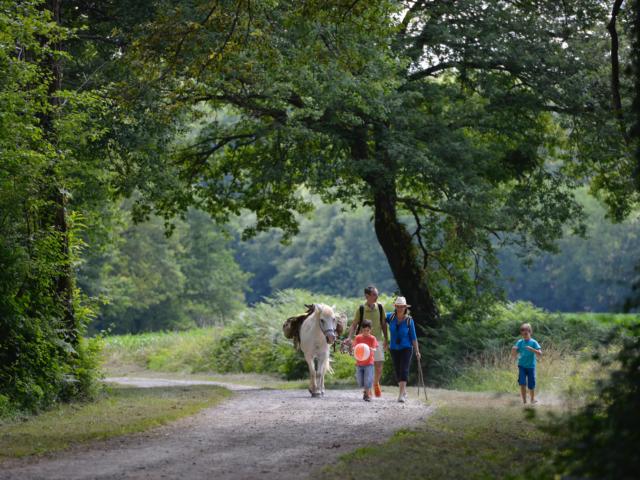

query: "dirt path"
left=0, top=378, right=434, bottom=480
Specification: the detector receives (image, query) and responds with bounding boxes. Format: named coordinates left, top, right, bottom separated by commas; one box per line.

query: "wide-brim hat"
left=393, top=296, right=411, bottom=307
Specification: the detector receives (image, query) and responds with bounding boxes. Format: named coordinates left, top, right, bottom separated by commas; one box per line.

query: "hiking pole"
left=416, top=357, right=428, bottom=402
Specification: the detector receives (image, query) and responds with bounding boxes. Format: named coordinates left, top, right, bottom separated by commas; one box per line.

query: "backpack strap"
left=388, top=312, right=397, bottom=335
left=355, top=304, right=365, bottom=335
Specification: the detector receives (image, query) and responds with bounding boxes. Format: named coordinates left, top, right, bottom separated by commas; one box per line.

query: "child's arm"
left=525, top=346, right=542, bottom=357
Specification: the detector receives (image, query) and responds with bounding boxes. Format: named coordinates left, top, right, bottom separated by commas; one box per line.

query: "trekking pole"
left=416, top=358, right=428, bottom=402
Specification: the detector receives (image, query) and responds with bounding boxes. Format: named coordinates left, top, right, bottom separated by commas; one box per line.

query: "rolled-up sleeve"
left=409, top=320, right=417, bottom=342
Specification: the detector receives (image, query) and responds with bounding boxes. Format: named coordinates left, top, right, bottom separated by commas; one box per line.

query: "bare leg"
left=529, top=389, right=536, bottom=403
left=399, top=381, right=407, bottom=397
left=520, top=385, right=527, bottom=403
left=374, top=361, right=383, bottom=385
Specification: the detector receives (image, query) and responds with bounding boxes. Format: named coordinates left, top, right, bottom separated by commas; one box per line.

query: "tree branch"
left=397, top=196, right=450, bottom=215
left=406, top=201, right=430, bottom=269
left=407, top=59, right=513, bottom=82
left=398, top=0, right=425, bottom=36
left=607, top=0, right=629, bottom=141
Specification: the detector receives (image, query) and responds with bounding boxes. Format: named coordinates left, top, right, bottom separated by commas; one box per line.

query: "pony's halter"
left=317, top=311, right=337, bottom=341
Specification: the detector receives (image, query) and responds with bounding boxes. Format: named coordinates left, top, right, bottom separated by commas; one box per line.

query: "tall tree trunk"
left=352, top=126, right=440, bottom=335
left=42, top=0, right=76, bottom=345
left=632, top=0, right=640, bottom=187
left=371, top=185, right=440, bottom=335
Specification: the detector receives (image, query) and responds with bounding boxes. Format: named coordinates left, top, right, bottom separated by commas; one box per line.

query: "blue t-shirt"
left=387, top=312, right=417, bottom=350
left=514, top=338, right=541, bottom=368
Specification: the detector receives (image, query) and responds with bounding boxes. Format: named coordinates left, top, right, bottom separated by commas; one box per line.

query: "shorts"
left=518, top=366, right=536, bottom=390
left=373, top=338, right=385, bottom=362
left=356, top=365, right=374, bottom=389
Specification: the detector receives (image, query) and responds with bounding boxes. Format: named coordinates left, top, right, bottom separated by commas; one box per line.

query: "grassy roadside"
left=0, top=384, right=230, bottom=459
left=314, top=389, right=556, bottom=480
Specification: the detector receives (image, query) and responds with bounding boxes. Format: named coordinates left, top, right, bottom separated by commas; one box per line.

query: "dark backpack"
left=355, top=303, right=385, bottom=335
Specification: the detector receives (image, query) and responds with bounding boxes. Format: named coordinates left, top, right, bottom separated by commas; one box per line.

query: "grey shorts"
left=373, top=337, right=385, bottom=362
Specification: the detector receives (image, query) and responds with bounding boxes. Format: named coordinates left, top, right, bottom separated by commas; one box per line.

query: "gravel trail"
left=0, top=378, right=434, bottom=480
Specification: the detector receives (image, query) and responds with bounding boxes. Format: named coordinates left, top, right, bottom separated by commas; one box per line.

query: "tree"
left=499, top=190, right=640, bottom=312
left=80, top=204, right=250, bottom=333
left=234, top=200, right=398, bottom=302
left=0, top=0, right=108, bottom=411
left=115, top=1, right=615, bottom=333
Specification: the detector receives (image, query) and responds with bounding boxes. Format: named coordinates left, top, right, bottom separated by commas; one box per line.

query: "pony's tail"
left=324, top=355, right=334, bottom=376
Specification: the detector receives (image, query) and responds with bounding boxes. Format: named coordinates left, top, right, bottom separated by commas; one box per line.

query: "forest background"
left=85, top=190, right=640, bottom=334
left=1, top=0, right=639, bottom=476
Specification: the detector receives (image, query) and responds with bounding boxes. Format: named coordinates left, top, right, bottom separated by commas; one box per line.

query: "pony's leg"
left=317, top=351, right=329, bottom=396
left=306, top=354, right=318, bottom=396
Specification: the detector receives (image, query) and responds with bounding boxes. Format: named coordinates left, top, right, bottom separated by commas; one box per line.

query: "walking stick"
left=416, top=357, right=428, bottom=402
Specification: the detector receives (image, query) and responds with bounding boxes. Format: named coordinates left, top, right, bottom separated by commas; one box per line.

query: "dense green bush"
left=0, top=300, right=103, bottom=416
left=423, top=301, right=616, bottom=386
left=541, top=324, right=640, bottom=478
left=104, top=290, right=361, bottom=380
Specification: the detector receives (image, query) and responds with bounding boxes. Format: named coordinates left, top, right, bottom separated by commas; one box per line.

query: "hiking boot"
left=374, top=383, right=382, bottom=397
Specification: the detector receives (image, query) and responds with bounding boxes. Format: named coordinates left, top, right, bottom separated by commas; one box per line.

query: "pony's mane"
left=318, top=304, right=334, bottom=317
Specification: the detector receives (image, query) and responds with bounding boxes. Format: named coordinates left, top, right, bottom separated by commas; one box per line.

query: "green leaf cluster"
left=114, top=0, right=615, bottom=327
left=0, top=0, right=108, bottom=413
left=542, top=324, right=640, bottom=479
left=80, top=205, right=250, bottom=333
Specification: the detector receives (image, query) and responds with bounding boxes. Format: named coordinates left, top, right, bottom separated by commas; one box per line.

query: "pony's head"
left=317, top=304, right=337, bottom=345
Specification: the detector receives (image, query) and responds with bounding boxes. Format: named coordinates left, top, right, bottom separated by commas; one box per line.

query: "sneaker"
left=374, top=383, right=382, bottom=397
left=397, top=394, right=405, bottom=403
left=364, top=394, right=371, bottom=402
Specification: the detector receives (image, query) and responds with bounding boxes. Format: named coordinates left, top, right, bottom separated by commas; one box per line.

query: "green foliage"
left=542, top=324, right=640, bottom=479
left=424, top=302, right=617, bottom=386
left=234, top=199, right=398, bottom=303
left=231, top=190, right=640, bottom=312
left=0, top=0, right=106, bottom=413
left=0, top=394, right=12, bottom=419
left=113, top=0, right=613, bottom=330
left=104, top=290, right=359, bottom=380
left=80, top=205, right=250, bottom=333
left=499, top=190, right=640, bottom=312
left=103, top=290, right=631, bottom=393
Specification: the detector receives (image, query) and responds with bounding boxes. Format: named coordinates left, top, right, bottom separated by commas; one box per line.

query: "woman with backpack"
left=387, top=296, right=421, bottom=403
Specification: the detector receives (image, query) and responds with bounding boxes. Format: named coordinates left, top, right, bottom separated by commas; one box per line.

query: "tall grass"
left=446, top=344, right=605, bottom=399
left=104, top=290, right=363, bottom=380
left=103, top=290, right=636, bottom=390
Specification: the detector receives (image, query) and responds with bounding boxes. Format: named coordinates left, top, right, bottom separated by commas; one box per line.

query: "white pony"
left=299, top=303, right=338, bottom=397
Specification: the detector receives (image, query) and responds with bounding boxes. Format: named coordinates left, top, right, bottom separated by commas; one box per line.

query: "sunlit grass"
left=446, top=343, right=609, bottom=403
left=0, top=384, right=230, bottom=459
left=315, top=390, right=556, bottom=480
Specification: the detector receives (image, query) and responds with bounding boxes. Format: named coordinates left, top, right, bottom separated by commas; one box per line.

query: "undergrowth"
left=103, top=290, right=636, bottom=392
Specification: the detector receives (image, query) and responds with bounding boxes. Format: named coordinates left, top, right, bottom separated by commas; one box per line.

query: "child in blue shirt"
left=511, top=323, right=542, bottom=404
